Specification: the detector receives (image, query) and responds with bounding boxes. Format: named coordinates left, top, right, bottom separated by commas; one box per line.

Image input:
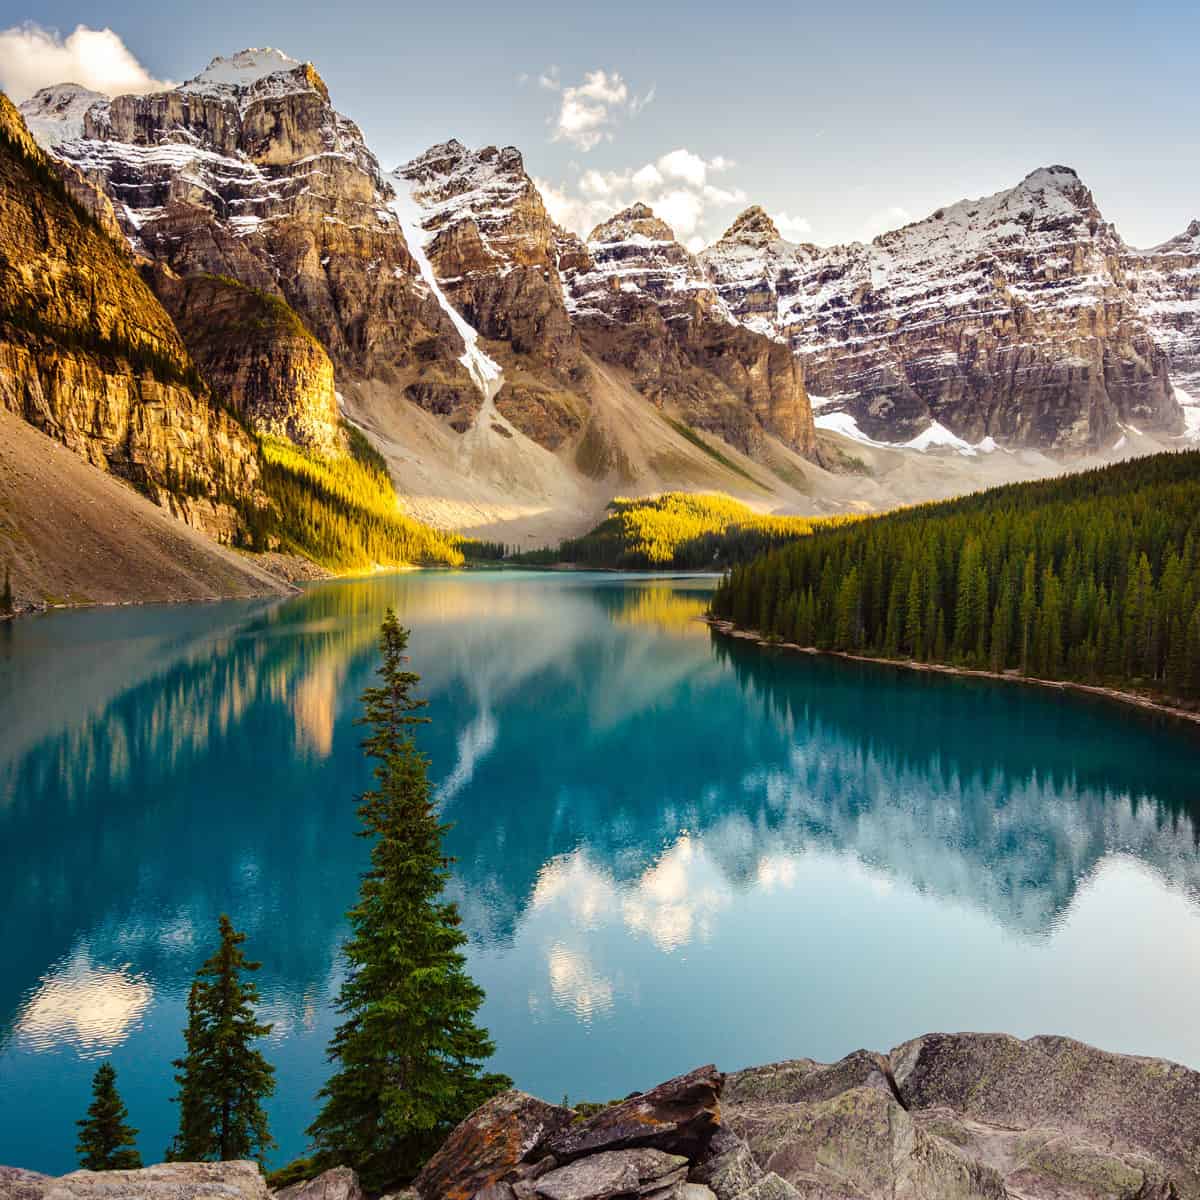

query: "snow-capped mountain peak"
left=18, top=84, right=109, bottom=147
left=719, top=205, right=785, bottom=247
left=185, top=48, right=302, bottom=90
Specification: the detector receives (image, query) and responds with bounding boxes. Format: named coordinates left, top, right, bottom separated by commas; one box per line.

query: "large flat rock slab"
left=0, top=1162, right=269, bottom=1200
left=891, top=1033, right=1200, bottom=1199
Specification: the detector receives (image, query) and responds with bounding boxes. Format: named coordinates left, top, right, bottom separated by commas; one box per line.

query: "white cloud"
left=539, top=146, right=750, bottom=245
left=654, top=189, right=705, bottom=238
left=0, top=22, right=173, bottom=102
left=859, top=205, right=911, bottom=240
left=774, top=210, right=814, bottom=240
left=631, top=163, right=663, bottom=191
left=685, top=235, right=706, bottom=253
left=572, top=68, right=627, bottom=106
left=703, top=183, right=748, bottom=207
left=546, top=66, right=653, bottom=151
left=658, top=147, right=709, bottom=187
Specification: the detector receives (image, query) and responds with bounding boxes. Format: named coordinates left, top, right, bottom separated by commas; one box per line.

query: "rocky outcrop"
left=561, top=205, right=815, bottom=459
left=1128, top=220, right=1200, bottom=399
left=0, top=1161, right=270, bottom=1200
left=23, top=51, right=476, bottom=412
left=394, top=140, right=588, bottom=448
left=701, top=168, right=1184, bottom=450
left=7, top=1036, right=1199, bottom=1200
left=149, top=268, right=342, bottom=453
left=275, top=1166, right=364, bottom=1200
left=414, top=1091, right=575, bottom=1200
left=0, top=93, right=263, bottom=543
left=406, top=1037, right=1200, bottom=1200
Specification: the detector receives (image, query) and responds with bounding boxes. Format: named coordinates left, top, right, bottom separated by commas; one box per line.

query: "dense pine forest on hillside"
left=247, top=430, right=469, bottom=569
left=518, top=493, right=852, bottom=569
left=710, top=451, right=1200, bottom=702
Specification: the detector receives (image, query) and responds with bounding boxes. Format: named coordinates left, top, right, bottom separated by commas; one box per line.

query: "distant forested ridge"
left=518, top=493, right=853, bottom=569
left=710, top=452, right=1200, bottom=702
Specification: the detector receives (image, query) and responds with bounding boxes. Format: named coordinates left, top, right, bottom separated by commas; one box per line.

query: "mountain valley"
left=3, top=46, right=1198, bottom=601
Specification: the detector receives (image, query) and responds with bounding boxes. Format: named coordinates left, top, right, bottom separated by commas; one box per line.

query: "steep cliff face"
left=561, top=203, right=816, bottom=458
left=1128, top=220, right=1200, bottom=410
left=702, top=168, right=1182, bottom=450
left=0, top=94, right=262, bottom=542
left=394, top=140, right=589, bottom=446
left=23, top=50, right=477, bottom=417
left=149, top=269, right=342, bottom=453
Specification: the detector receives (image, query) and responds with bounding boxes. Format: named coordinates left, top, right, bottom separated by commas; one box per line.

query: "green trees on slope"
left=307, top=611, right=509, bottom=1190
left=523, top=492, right=853, bottom=569
left=711, top=451, right=1200, bottom=701
left=167, top=915, right=276, bottom=1165
left=76, top=1063, right=141, bottom=1171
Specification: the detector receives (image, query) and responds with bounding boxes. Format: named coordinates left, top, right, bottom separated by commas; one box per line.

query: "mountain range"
left=3, top=46, right=1198, bottom=600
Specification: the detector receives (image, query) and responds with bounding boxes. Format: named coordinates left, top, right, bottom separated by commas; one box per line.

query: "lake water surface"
left=3, top=572, right=1200, bottom=1173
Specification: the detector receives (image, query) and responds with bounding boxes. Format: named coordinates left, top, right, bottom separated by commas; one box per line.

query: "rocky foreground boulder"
left=5, top=1034, right=1198, bottom=1200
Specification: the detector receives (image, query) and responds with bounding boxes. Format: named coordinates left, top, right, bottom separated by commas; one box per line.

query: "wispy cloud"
left=537, top=146, right=746, bottom=246
left=539, top=66, right=654, bottom=151
left=0, top=22, right=174, bottom=102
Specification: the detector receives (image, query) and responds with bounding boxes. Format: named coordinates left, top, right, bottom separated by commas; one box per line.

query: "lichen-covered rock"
left=726, top=1084, right=1006, bottom=1200
left=891, top=1032, right=1200, bottom=1199
left=0, top=1167, right=51, bottom=1200
left=536, top=1066, right=724, bottom=1166
left=8, top=1161, right=270, bottom=1200
left=413, top=1090, right=575, bottom=1200
left=533, top=1149, right=688, bottom=1200
left=723, top=1051, right=894, bottom=1107
left=274, top=1166, right=364, bottom=1200
left=689, top=1130, right=765, bottom=1200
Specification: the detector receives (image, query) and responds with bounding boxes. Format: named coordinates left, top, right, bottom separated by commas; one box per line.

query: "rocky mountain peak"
left=183, top=47, right=311, bottom=91
left=589, top=203, right=677, bottom=245
left=18, top=83, right=108, bottom=147
left=720, top=205, right=783, bottom=246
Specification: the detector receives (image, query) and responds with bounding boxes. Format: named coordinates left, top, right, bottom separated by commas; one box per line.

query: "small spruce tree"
left=76, top=1062, right=141, bottom=1171
left=167, top=915, right=276, bottom=1164
left=307, top=611, right=509, bottom=1191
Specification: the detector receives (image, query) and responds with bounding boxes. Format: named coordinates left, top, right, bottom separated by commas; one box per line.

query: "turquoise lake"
left=3, top=571, right=1200, bottom=1174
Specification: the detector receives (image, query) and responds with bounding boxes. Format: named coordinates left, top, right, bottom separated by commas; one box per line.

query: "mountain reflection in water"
left=1, top=572, right=1198, bottom=1174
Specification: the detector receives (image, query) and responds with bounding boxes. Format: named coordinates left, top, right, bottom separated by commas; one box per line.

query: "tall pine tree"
left=76, top=1063, right=141, bottom=1171
left=168, top=915, right=275, bottom=1165
left=308, top=612, right=509, bottom=1191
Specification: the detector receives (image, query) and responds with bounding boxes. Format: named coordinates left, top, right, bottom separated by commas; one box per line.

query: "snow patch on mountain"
left=18, top=84, right=108, bottom=148
left=387, top=181, right=501, bottom=394
left=813, top=401, right=999, bottom=457
left=185, top=48, right=301, bottom=90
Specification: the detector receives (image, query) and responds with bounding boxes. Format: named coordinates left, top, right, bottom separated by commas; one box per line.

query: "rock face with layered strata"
left=701, top=169, right=1183, bottom=450
left=23, top=50, right=475, bottom=411
left=560, top=205, right=815, bottom=458
left=1128, top=220, right=1200, bottom=402
left=149, top=268, right=342, bottom=453
left=394, top=140, right=588, bottom=447
left=0, top=93, right=263, bottom=543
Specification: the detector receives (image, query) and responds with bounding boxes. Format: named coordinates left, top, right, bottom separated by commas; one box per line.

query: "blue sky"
left=0, top=0, right=1194, bottom=248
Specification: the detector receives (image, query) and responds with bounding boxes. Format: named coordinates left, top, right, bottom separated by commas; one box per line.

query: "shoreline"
left=705, top=617, right=1200, bottom=729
